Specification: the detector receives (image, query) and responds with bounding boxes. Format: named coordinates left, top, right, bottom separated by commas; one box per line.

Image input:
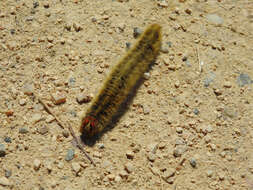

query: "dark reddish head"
left=80, top=116, right=98, bottom=137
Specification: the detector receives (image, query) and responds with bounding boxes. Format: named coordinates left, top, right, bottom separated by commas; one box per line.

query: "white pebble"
left=33, top=159, right=41, bottom=170
left=147, top=152, right=156, bottom=162
left=207, top=170, right=213, bottom=177
left=124, top=162, right=134, bottom=173
left=71, top=162, right=81, bottom=173
left=163, top=168, right=175, bottom=179
left=143, top=72, right=150, bottom=80
left=126, top=150, right=134, bottom=159
left=19, top=98, right=26, bottom=106
left=0, top=177, right=10, bottom=186
left=114, top=175, right=122, bottom=182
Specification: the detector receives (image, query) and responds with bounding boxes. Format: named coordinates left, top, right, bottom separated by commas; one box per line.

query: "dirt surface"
left=0, top=0, right=253, bottom=189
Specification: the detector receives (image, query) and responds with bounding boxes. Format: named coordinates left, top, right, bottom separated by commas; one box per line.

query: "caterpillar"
left=80, top=24, right=162, bottom=138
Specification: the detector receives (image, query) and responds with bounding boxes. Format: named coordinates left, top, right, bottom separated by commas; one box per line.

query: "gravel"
left=33, top=159, right=41, bottom=170
left=19, top=127, right=29, bottom=134
left=237, top=73, right=252, bottom=87
left=133, top=27, right=142, bottom=38
left=126, top=150, right=134, bottom=159
left=4, top=137, right=12, bottom=143
left=206, top=14, right=224, bottom=26
left=0, top=177, right=10, bottom=186
left=65, top=149, right=75, bottom=161
left=147, top=152, right=156, bottom=162
left=71, top=162, right=81, bottom=174
left=0, top=144, right=6, bottom=157
left=189, top=158, right=197, bottom=168
left=173, top=145, right=187, bottom=157
left=125, top=162, right=134, bottom=173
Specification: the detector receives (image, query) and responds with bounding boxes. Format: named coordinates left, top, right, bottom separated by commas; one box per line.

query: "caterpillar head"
left=80, top=116, right=98, bottom=137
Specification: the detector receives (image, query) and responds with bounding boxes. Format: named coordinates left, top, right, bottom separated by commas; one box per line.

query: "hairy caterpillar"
left=80, top=24, right=162, bottom=137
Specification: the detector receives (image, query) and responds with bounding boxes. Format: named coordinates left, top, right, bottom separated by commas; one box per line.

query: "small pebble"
left=125, top=42, right=131, bottom=50
left=147, top=152, right=156, bottom=162
left=163, top=168, right=175, bottom=179
left=107, top=174, right=115, bottom=181
left=76, top=93, right=92, bottom=104
left=160, top=45, right=169, bottom=53
left=5, top=110, right=14, bottom=117
left=213, top=88, right=222, bottom=96
left=193, top=108, right=199, bottom=115
left=226, top=154, right=232, bottom=161
left=117, top=23, right=125, bottom=32
left=31, top=113, right=42, bottom=123
left=93, top=151, right=102, bottom=158
left=119, top=170, right=128, bottom=178
left=206, top=14, right=224, bottom=26
left=97, top=143, right=105, bottom=149
left=176, top=127, right=183, bottom=134
left=223, top=107, right=237, bottom=118
left=51, top=92, right=66, bottom=105
left=65, top=23, right=71, bottom=31
left=19, top=98, right=26, bottom=106
left=204, top=135, right=211, bottom=143
left=114, top=175, right=122, bottom=182
left=223, top=81, right=232, bottom=88
left=45, top=161, right=53, bottom=172
left=189, top=158, right=197, bottom=168
left=23, top=83, right=34, bottom=95
left=5, top=170, right=12, bottom=178
left=34, top=159, right=41, bottom=170
left=37, top=126, right=49, bottom=135
left=147, top=143, right=158, bottom=154
left=185, top=8, right=192, bottom=15
left=125, top=162, right=134, bottom=173
left=133, top=27, right=142, bottom=38
left=57, top=162, right=64, bottom=169
left=182, top=54, right=188, bottom=61
left=143, top=72, right=150, bottom=80
left=0, top=177, right=10, bottom=186
left=62, top=130, right=69, bottom=138
left=47, top=36, right=54, bottom=43
left=173, top=146, right=187, bottom=157
left=33, top=1, right=39, bottom=8
left=101, top=160, right=112, bottom=168
left=71, top=162, right=81, bottom=173
left=4, top=137, right=12, bottom=143
left=46, top=115, right=55, bottom=123
left=175, top=138, right=185, bottom=145
left=209, top=143, right=216, bottom=151
left=43, top=2, right=50, bottom=8
left=19, top=127, right=29, bottom=134
left=143, top=105, right=150, bottom=115
left=203, top=72, right=216, bottom=87
left=218, top=172, right=225, bottom=180
left=219, top=151, right=226, bottom=158
left=207, top=170, right=213, bottom=177
left=237, top=73, right=252, bottom=87
left=0, top=144, right=6, bottom=157
left=157, top=1, right=168, bottom=7
left=126, top=150, right=134, bottom=159
left=158, top=142, right=166, bottom=149
left=166, top=41, right=172, bottom=47
left=73, top=23, right=83, bottom=32
left=65, top=149, right=75, bottom=161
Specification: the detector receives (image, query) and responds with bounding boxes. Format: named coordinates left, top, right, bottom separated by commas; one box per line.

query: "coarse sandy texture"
left=0, top=0, right=253, bottom=190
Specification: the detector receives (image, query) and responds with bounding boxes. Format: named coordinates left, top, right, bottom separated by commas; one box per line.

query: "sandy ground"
left=0, top=0, right=253, bottom=189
